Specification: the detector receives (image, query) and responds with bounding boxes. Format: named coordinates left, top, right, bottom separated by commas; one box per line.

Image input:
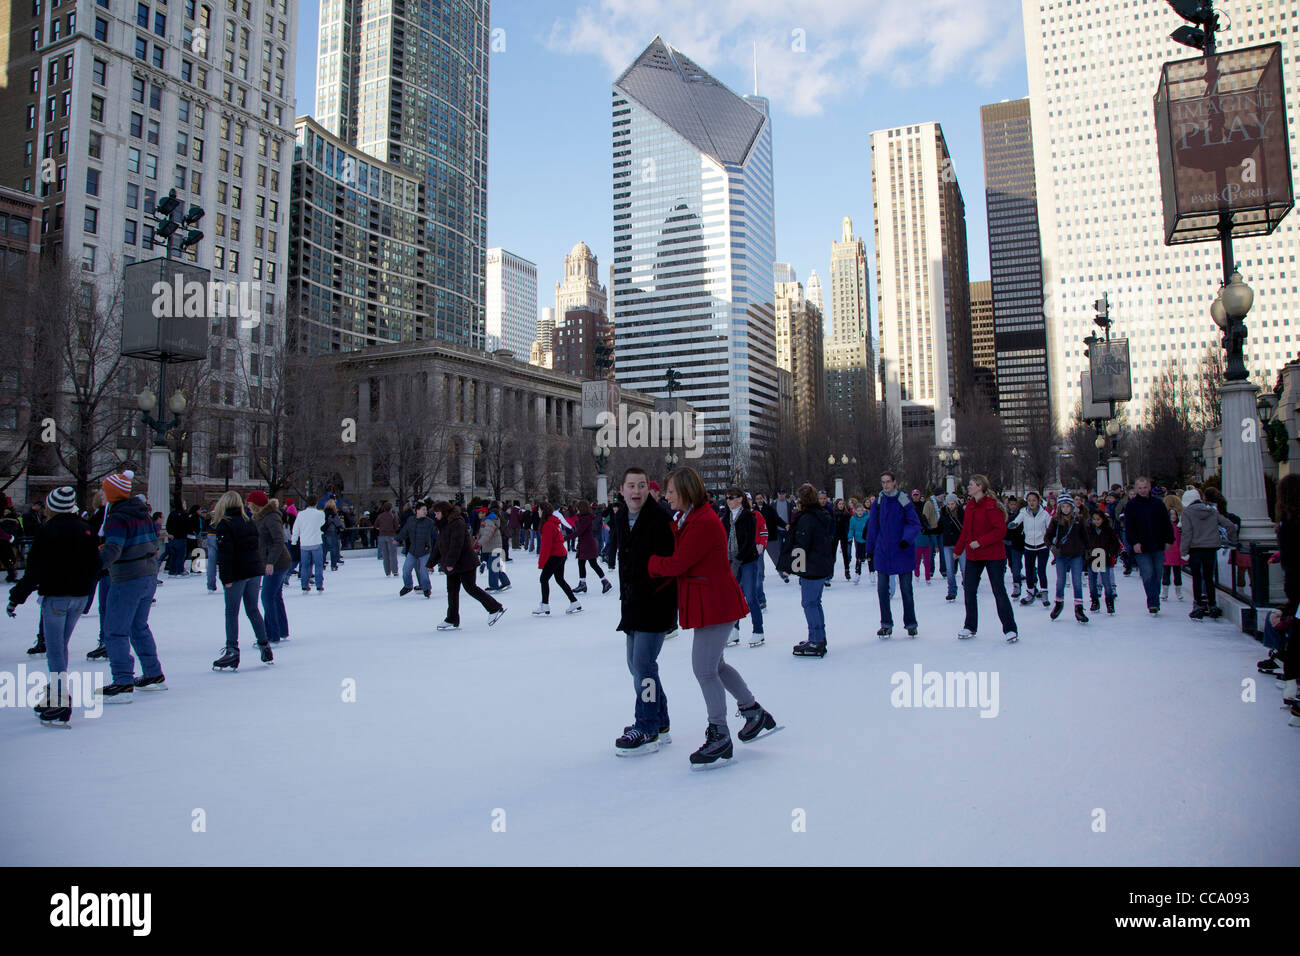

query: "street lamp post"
left=938, top=449, right=961, bottom=495
left=664, top=451, right=679, bottom=476
left=1105, top=419, right=1123, bottom=491
left=594, top=442, right=611, bottom=504
left=137, top=386, right=187, bottom=510
left=827, top=453, right=854, bottom=502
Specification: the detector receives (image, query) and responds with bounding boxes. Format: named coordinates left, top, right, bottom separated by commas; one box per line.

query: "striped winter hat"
left=45, top=486, right=77, bottom=514
left=101, top=470, right=135, bottom=503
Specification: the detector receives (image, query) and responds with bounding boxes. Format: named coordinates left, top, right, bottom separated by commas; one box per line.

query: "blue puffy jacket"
left=865, top=491, right=921, bottom=574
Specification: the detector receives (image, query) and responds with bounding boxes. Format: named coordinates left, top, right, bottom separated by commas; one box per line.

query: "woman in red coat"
left=531, top=500, right=581, bottom=615
left=648, top=467, right=776, bottom=768
left=953, top=474, right=1019, bottom=643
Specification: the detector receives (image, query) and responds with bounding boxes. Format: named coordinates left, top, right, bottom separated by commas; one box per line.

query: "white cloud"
left=545, top=0, right=1025, bottom=116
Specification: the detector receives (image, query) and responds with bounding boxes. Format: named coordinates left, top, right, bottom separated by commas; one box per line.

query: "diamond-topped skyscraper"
left=611, top=37, right=778, bottom=482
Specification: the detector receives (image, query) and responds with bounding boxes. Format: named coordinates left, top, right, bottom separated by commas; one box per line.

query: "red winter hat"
left=649, top=481, right=661, bottom=492
left=246, top=490, right=269, bottom=508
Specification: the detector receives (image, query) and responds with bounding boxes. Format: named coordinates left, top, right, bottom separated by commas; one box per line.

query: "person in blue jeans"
left=938, top=494, right=965, bottom=601
left=865, top=471, right=921, bottom=636
left=720, top=488, right=763, bottom=645
left=611, top=467, right=676, bottom=755
left=290, top=495, right=327, bottom=592
left=204, top=519, right=219, bottom=592
left=777, top=484, right=835, bottom=655
left=395, top=501, right=435, bottom=596
left=249, top=492, right=292, bottom=643
left=1123, top=476, right=1175, bottom=614
left=6, top=486, right=102, bottom=724
left=97, top=472, right=166, bottom=699
left=212, top=490, right=273, bottom=667
left=1048, top=499, right=1090, bottom=623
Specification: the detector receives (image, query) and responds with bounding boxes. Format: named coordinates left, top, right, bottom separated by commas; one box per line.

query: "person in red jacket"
left=531, top=500, right=581, bottom=616
left=648, top=466, right=776, bottom=768
left=953, top=474, right=1019, bottom=643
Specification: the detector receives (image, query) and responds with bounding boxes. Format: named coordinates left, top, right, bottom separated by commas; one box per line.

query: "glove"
left=5, top=603, right=15, bottom=618
left=898, top=541, right=909, bottom=550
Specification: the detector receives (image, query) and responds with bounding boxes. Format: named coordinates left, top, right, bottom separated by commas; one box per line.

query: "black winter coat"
left=8, top=513, right=100, bottom=604
left=834, top=510, right=851, bottom=542
left=939, top=507, right=965, bottom=547
left=1083, top=518, right=1122, bottom=566
left=614, top=502, right=678, bottom=634
left=428, top=515, right=477, bottom=575
left=720, top=508, right=758, bottom=564
left=760, top=502, right=787, bottom=533
left=216, top=511, right=264, bottom=585
left=1123, top=494, right=1175, bottom=552
left=1277, top=515, right=1299, bottom=619
left=778, top=506, right=835, bottom=579
left=1049, top=518, right=1089, bottom=560
left=1003, top=510, right=1026, bottom=551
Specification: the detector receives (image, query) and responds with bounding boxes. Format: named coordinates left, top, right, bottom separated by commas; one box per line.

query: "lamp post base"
left=596, top=473, right=608, bottom=505
left=1107, top=456, right=1123, bottom=491
left=945, top=474, right=955, bottom=495
left=833, top=477, right=844, bottom=502
left=1219, top=380, right=1273, bottom=548
left=147, top=444, right=170, bottom=512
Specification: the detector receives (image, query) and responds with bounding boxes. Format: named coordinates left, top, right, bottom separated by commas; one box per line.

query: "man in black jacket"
left=777, top=484, right=835, bottom=655
left=164, top=503, right=190, bottom=576
left=1123, top=476, right=1176, bottom=614
left=612, top=467, right=677, bottom=756
left=426, top=502, right=503, bottom=630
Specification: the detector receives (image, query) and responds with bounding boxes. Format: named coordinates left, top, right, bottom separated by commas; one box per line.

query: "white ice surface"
left=1, top=549, right=1293, bottom=865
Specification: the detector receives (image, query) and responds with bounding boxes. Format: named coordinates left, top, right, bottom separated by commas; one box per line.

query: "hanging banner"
left=1089, top=339, right=1132, bottom=405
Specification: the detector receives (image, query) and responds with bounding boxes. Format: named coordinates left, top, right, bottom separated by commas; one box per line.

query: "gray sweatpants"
left=691, top=621, right=756, bottom=731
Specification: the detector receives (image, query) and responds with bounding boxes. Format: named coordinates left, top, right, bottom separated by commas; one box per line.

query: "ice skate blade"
left=98, top=696, right=133, bottom=704
left=741, top=725, right=785, bottom=742
left=39, top=720, right=71, bottom=729
left=614, top=741, right=660, bottom=757
left=689, top=756, right=734, bottom=771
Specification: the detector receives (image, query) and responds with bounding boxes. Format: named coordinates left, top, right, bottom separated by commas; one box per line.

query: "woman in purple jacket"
left=573, top=500, right=612, bottom=595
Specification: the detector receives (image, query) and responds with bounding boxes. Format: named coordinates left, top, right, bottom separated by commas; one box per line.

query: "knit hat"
left=101, top=470, right=134, bottom=503
left=45, top=486, right=77, bottom=514
left=246, top=490, right=269, bottom=508
left=648, top=481, right=661, bottom=492
left=1181, top=488, right=1201, bottom=509
left=945, top=493, right=959, bottom=506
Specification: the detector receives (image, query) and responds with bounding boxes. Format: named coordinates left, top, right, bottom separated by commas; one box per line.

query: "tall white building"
left=774, top=262, right=797, bottom=285
left=806, top=269, right=824, bottom=316
left=825, top=217, right=875, bottom=430
left=530, top=306, right=555, bottom=369
left=611, top=37, right=778, bottom=481
left=1023, top=0, right=1300, bottom=428
left=486, top=248, right=537, bottom=359
left=2, top=0, right=297, bottom=486
left=555, top=241, right=607, bottom=318
left=870, top=122, right=974, bottom=443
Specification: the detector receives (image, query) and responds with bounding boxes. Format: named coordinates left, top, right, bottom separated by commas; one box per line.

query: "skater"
left=1124, top=477, right=1175, bottom=615
left=865, top=471, right=921, bottom=638
left=6, top=487, right=100, bottom=727
left=720, top=487, right=763, bottom=646
left=395, top=500, right=436, bottom=597
left=427, top=502, right=504, bottom=631
left=939, top=493, right=964, bottom=602
left=1162, top=494, right=1187, bottom=602
left=1047, top=499, right=1090, bottom=623
left=1010, top=491, right=1052, bottom=607
left=777, top=483, right=834, bottom=656
left=834, top=498, right=852, bottom=581
left=1179, top=488, right=1237, bottom=621
left=849, top=499, right=869, bottom=584
left=648, top=466, right=775, bottom=768
left=97, top=472, right=165, bottom=700
left=323, top=500, right=344, bottom=571
left=373, top=501, right=400, bottom=577
left=911, top=490, right=936, bottom=584
left=533, top=500, right=581, bottom=615
left=477, top=504, right=511, bottom=593
left=751, top=495, right=769, bottom=611
left=1271, top=474, right=1300, bottom=726
left=212, top=491, right=273, bottom=669
left=290, top=494, right=327, bottom=592
left=612, top=467, right=676, bottom=755
left=1003, top=497, right=1025, bottom=599
left=249, top=491, right=291, bottom=644
left=571, top=501, right=610, bottom=595
left=758, top=492, right=788, bottom=582
left=953, top=475, right=1019, bottom=642
left=85, top=490, right=112, bottom=660
left=1084, top=508, right=1122, bottom=615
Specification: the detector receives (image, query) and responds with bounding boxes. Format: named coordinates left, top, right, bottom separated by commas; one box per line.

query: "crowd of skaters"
left=5, top=461, right=1298, bottom=746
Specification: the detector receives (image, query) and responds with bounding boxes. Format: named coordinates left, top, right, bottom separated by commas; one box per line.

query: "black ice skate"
left=39, top=705, right=71, bottom=728
left=614, top=728, right=660, bottom=756
left=86, top=644, right=108, bottom=661
left=737, top=702, right=779, bottom=742
left=1074, top=604, right=1089, bottom=624
left=1089, top=595, right=1100, bottom=613
left=876, top=625, right=893, bottom=639
left=27, top=636, right=45, bottom=655
left=133, top=674, right=167, bottom=691
left=906, top=626, right=918, bottom=638
left=792, top=641, right=827, bottom=658
left=1019, top=589, right=1036, bottom=606
left=689, top=723, right=733, bottom=768
left=1050, top=601, right=1064, bottom=620
left=601, top=578, right=612, bottom=595
left=212, top=646, right=240, bottom=670
left=258, top=642, right=274, bottom=663
left=96, top=682, right=134, bottom=703
left=574, top=581, right=588, bottom=594
left=1105, top=595, right=1115, bottom=615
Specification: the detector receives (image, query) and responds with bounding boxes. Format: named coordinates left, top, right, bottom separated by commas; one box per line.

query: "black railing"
left=1217, top=542, right=1282, bottom=635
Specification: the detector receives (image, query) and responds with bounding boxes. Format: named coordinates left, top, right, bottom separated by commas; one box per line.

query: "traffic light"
left=1093, top=293, right=1110, bottom=330
left=665, top=367, right=681, bottom=396
left=1166, top=0, right=1218, bottom=52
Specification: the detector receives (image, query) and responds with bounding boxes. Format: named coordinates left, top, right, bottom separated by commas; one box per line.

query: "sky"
left=295, top=0, right=1031, bottom=337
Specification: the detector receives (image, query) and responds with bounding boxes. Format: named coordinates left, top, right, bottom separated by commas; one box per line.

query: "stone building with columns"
left=313, top=339, right=657, bottom=503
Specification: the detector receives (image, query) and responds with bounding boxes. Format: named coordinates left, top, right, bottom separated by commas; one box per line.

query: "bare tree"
left=1192, top=345, right=1225, bottom=434
left=39, top=261, right=134, bottom=503
left=368, top=376, right=449, bottom=506
left=1020, top=409, right=1057, bottom=497
left=0, top=267, right=61, bottom=495
left=1141, top=367, right=1198, bottom=488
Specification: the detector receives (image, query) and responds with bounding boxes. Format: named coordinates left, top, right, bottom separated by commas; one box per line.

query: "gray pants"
left=378, top=536, right=398, bottom=576
left=691, top=621, right=755, bottom=731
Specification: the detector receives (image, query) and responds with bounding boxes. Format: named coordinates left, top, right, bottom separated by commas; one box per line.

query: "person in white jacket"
left=1010, top=491, right=1053, bottom=607
left=289, top=494, right=326, bottom=593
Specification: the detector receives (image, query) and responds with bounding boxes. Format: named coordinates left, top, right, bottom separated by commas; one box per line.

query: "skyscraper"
left=774, top=262, right=797, bottom=285
left=555, top=308, right=615, bottom=381
left=611, top=37, right=778, bottom=482
left=870, top=123, right=973, bottom=444
left=1023, top=0, right=1300, bottom=427
left=980, top=97, right=1049, bottom=445
left=824, top=217, right=875, bottom=431
left=316, top=0, right=490, bottom=349
left=531, top=307, right=555, bottom=369
left=774, top=281, right=824, bottom=436
left=486, top=248, right=538, bottom=359
left=555, top=241, right=607, bottom=317
left=806, top=269, right=825, bottom=317
left=0, top=0, right=297, bottom=484
left=969, top=280, right=998, bottom=411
